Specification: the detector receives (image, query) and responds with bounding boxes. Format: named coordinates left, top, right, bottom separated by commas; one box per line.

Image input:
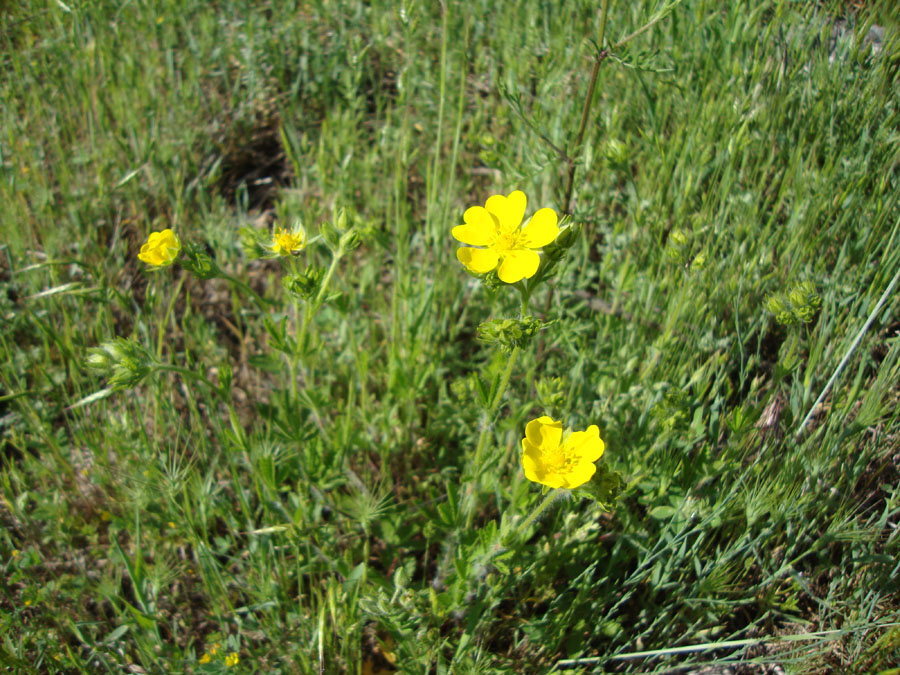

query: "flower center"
left=274, top=229, right=303, bottom=253
left=491, top=228, right=521, bottom=254
left=544, top=447, right=572, bottom=471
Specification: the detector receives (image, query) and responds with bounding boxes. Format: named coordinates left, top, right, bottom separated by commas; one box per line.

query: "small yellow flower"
left=24, top=599, right=32, bottom=607
left=269, top=223, right=307, bottom=256
left=209, top=642, right=221, bottom=656
left=138, top=229, right=181, bottom=267
left=198, top=653, right=211, bottom=664
left=225, top=652, right=239, bottom=667
left=11, top=549, right=19, bottom=558
left=521, top=416, right=605, bottom=489
left=452, top=190, right=559, bottom=283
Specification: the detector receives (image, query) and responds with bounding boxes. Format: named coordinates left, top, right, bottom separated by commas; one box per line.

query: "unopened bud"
left=339, top=230, right=361, bottom=253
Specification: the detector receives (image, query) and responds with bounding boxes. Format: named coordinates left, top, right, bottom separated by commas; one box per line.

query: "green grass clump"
left=2, top=0, right=900, bottom=672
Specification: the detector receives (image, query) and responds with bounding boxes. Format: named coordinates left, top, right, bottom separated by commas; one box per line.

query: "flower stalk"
left=562, top=0, right=612, bottom=216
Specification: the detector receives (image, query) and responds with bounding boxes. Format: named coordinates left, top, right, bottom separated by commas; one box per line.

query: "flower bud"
left=477, top=315, right=545, bottom=353
left=181, top=242, right=220, bottom=280
left=282, top=266, right=324, bottom=301
left=87, top=338, right=155, bottom=390
left=339, top=229, right=361, bottom=253
left=320, top=221, right=340, bottom=251
left=553, top=223, right=580, bottom=250
left=604, top=138, right=628, bottom=165
left=335, top=208, right=349, bottom=232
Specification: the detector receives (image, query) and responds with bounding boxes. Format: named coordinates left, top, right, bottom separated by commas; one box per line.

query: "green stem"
left=155, top=364, right=224, bottom=399
left=511, top=490, right=559, bottom=541
left=156, top=275, right=185, bottom=359
left=463, top=287, right=533, bottom=529
left=562, top=0, right=612, bottom=216
left=519, top=286, right=532, bottom=319
left=311, top=249, right=343, bottom=316
left=289, top=249, right=343, bottom=399
left=464, top=345, right=520, bottom=529
left=218, top=272, right=271, bottom=310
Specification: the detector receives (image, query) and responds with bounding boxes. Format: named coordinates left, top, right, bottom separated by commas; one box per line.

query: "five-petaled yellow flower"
left=452, top=190, right=559, bottom=283
left=138, top=229, right=181, bottom=267
left=521, top=416, right=605, bottom=489
left=269, top=223, right=307, bottom=256
left=225, top=652, right=240, bottom=667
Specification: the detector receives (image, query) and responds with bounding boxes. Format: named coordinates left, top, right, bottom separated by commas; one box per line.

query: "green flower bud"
left=767, top=281, right=821, bottom=326
left=776, top=310, right=794, bottom=326
left=181, top=242, right=220, bottom=280
left=553, top=223, right=580, bottom=251
left=85, top=350, right=113, bottom=371
left=320, top=221, right=340, bottom=251
left=339, top=229, right=361, bottom=253
left=87, top=338, right=155, bottom=390
left=282, top=266, right=324, bottom=301
left=335, top=208, right=349, bottom=232
left=535, top=376, right=567, bottom=413
left=764, top=293, right=787, bottom=318
left=238, top=226, right=267, bottom=260
left=477, top=315, right=545, bottom=353
left=788, top=280, right=821, bottom=324
left=604, top=138, right=628, bottom=165
left=669, top=228, right=689, bottom=248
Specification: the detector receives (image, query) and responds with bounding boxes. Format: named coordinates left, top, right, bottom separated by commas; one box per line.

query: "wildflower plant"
left=450, top=186, right=622, bottom=580
left=42, top=0, right=775, bottom=669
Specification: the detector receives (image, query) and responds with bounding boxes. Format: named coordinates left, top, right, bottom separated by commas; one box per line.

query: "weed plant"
left=2, top=0, right=900, bottom=672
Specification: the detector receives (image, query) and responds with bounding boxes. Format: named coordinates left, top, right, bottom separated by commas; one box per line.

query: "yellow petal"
left=452, top=223, right=492, bottom=246
left=521, top=443, right=543, bottom=483
left=454, top=206, right=498, bottom=246
left=138, top=249, right=159, bottom=265
left=564, top=461, right=597, bottom=489
left=139, top=229, right=180, bottom=266
left=520, top=208, right=559, bottom=248
left=457, top=247, right=499, bottom=274
left=522, top=446, right=564, bottom=488
left=564, top=425, right=605, bottom=462
left=497, top=248, right=540, bottom=283
left=485, top=190, right=526, bottom=232
left=525, top=416, right=562, bottom=450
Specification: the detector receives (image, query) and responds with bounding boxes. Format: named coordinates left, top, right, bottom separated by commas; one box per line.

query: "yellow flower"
left=521, top=416, right=605, bottom=489
left=452, top=190, right=559, bottom=283
left=198, top=653, right=211, bottom=664
left=138, top=229, right=181, bottom=267
left=269, top=223, right=307, bottom=256
left=225, top=652, right=239, bottom=667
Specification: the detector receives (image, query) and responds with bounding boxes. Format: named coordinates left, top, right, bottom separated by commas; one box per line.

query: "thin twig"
left=796, top=261, right=900, bottom=436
